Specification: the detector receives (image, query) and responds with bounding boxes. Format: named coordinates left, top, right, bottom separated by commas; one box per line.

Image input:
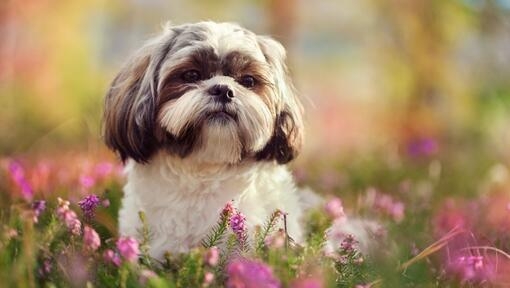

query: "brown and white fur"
left=103, top=21, right=305, bottom=259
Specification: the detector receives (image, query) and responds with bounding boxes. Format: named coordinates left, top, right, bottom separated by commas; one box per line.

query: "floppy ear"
left=103, top=32, right=174, bottom=163
left=255, top=36, right=304, bottom=164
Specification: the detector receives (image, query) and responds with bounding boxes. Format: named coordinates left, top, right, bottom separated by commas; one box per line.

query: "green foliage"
left=201, top=210, right=230, bottom=249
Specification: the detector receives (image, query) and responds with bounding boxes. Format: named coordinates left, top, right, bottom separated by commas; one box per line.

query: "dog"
left=103, top=21, right=305, bottom=259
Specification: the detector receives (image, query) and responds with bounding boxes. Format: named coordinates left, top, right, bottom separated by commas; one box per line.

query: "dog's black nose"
left=208, top=84, right=234, bottom=103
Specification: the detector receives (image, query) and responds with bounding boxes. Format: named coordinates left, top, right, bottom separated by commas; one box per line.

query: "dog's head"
left=103, top=22, right=303, bottom=165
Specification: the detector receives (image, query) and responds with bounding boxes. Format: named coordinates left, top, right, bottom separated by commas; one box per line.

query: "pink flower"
left=264, top=229, right=286, bottom=249
left=8, top=160, right=33, bottom=201
left=325, top=197, right=345, bottom=219
left=102, top=199, right=110, bottom=208
left=94, top=162, right=114, bottom=178
left=103, top=249, right=121, bottom=267
left=56, top=198, right=82, bottom=236
left=230, top=211, right=247, bottom=245
left=448, top=254, right=495, bottom=283
left=222, top=201, right=235, bottom=217
left=32, top=200, right=46, bottom=223
left=38, top=259, right=52, bottom=277
left=116, top=236, right=140, bottom=263
left=79, top=175, right=96, bottom=190
left=226, top=258, right=281, bottom=288
left=390, top=201, right=405, bottom=223
left=204, top=246, right=220, bottom=266
left=83, top=225, right=101, bottom=251
left=203, top=271, right=215, bottom=286
left=139, top=269, right=157, bottom=285
left=290, top=277, right=323, bottom=288
left=372, top=192, right=405, bottom=222
left=339, top=234, right=358, bottom=253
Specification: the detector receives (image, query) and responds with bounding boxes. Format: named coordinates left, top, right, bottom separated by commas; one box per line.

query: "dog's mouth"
left=206, top=109, right=237, bottom=122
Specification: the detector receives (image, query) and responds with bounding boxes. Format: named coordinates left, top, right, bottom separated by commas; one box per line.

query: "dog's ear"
left=256, top=36, right=304, bottom=164
left=103, top=31, right=175, bottom=163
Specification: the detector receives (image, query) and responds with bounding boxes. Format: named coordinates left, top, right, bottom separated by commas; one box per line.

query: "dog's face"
left=103, top=22, right=303, bottom=165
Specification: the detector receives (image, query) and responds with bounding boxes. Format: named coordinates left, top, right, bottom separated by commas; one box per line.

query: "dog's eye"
left=239, top=75, right=256, bottom=88
left=181, top=70, right=201, bottom=83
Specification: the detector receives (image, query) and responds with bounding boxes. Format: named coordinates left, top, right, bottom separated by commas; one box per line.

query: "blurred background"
left=1, top=0, right=510, bottom=190
left=2, top=1, right=510, bottom=285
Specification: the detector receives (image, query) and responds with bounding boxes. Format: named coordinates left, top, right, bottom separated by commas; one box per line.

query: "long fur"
left=120, top=152, right=303, bottom=258
left=103, top=22, right=305, bottom=259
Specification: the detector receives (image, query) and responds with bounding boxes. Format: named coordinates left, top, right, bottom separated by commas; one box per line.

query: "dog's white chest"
left=118, top=153, right=303, bottom=258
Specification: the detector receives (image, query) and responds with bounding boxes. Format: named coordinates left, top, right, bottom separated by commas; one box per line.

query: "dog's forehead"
left=169, top=22, right=265, bottom=62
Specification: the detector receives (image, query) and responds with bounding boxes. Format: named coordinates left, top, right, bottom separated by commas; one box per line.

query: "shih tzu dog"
left=103, top=21, right=305, bottom=259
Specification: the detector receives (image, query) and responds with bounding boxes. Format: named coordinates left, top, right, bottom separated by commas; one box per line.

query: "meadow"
left=2, top=1, right=510, bottom=287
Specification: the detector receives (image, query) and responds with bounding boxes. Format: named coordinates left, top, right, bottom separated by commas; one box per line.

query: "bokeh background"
left=2, top=0, right=510, bottom=165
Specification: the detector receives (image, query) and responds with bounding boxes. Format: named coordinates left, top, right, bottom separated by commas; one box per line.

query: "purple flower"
left=38, top=259, right=52, bottom=278
left=448, top=254, right=495, bottom=283
left=78, top=194, right=101, bottom=220
left=8, top=160, right=33, bottom=201
left=83, top=225, right=101, bottom=251
left=407, top=137, right=438, bottom=157
left=229, top=211, right=247, bottom=245
left=325, top=197, right=345, bottom=219
left=103, top=249, right=121, bottom=267
left=204, top=246, right=220, bottom=266
left=117, top=236, right=140, bottom=263
left=339, top=234, right=358, bottom=253
left=32, top=200, right=46, bottom=223
left=226, top=258, right=281, bottom=288
left=57, top=198, right=82, bottom=236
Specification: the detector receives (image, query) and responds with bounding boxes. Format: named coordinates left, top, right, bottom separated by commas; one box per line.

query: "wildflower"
left=204, top=246, right=220, bottom=266
left=390, top=201, right=405, bottom=223
left=229, top=211, right=247, bottom=246
left=226, top=258, right=281, bottom=288
left=102, top=198, right=110, bottom=208
left=264, top=229, right=286, bottom=249
left=32, top=200, right=46, bottom=223
left=407, top=137, right=438, bottom=157
left=325, top=197, right=345, bottom=219
left=57, top=252, right=89, bottom=286
left=448, top=254, right=495, bottom=283
left=38, top=259, right=52, bottom=278
left=78, top=194, right=101, bottom=220
left=57, top=197, right=82, bottom=236
left=203, top=271, right=215, bottom=287
left=222, top=201, right=235, bottom=217
left=95, top=162, right=114, bottom=178
left=83, top=225, right=101, bottom=251
left=8, top=160, right=33, bottom=201
left=103, top=249, right=121, bottom=267
left=3, top=227, right=18, bottom=239
left=117, top=236, right=140, bottom=263
left=139, top=269, right=157, bottom=285
left=339, top=234, right=358, bottom=253
left=79, top=175, right=96, bottom=190
left=290, top=277, right=323, bottom=288
left=373, top=192, right=405, bottom=223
